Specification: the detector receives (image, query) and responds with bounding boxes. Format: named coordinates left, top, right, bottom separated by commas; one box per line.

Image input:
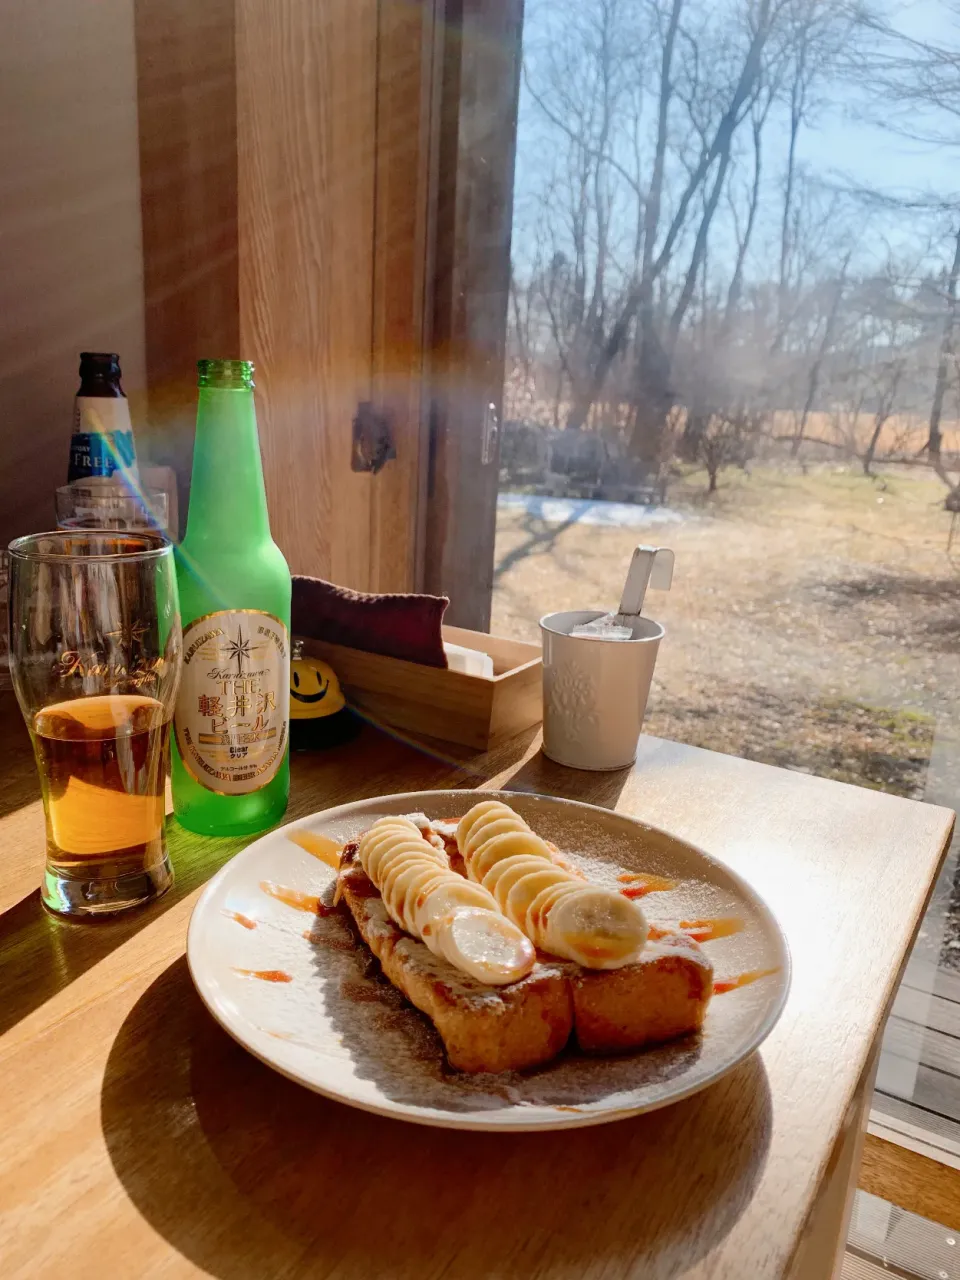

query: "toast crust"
left=338, top=842, right=714, bottom=1073
left=339, top=855, right=573, bottom=1073
left=571, top=934, right=713, bottom=1053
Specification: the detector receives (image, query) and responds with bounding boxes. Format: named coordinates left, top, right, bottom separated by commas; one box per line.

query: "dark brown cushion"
left=291, top=576, right=449, bottom=667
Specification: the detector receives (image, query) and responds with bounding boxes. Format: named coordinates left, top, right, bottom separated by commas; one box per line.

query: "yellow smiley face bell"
left=289, top=640, right=358, bottom=750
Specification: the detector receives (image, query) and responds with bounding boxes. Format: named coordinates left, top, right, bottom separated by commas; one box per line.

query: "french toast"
left=338, top=845, right=573, bottom=1073
left=337, top=808, right=714, bottom=1073
left=570, top=932, right=713, bottom=1053
left=455, top=800, right=713, bottom=1056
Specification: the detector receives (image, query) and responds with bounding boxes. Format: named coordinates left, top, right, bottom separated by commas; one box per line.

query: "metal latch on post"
left=352, top=402, right=396, bottom=474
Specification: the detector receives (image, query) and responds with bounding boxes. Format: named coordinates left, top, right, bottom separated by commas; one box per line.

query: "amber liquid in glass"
left=33, top=695, right=169, bottom=881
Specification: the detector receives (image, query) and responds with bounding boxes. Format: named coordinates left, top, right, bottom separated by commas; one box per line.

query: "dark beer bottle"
left=67, top=352, right=139, bottom=484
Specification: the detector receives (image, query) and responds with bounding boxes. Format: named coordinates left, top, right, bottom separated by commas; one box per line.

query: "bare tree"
left=791, top=253, right=851, bottom=456
left=697, top=407, right=762, bottom=492
left=775, top=0, right=852, bottom=328
left=722, top=88, right=774, bottom=333
left=926, top=224, right=960, bottom=483
left=522, top=0, right=786, bottom=455
left=509, top=0, right=953, bottom=500
left=521, top=0, right=644, bottom=427
left=862, top=358, right=906, bottom=475
left=626, top=0, right=782, bottom=460
left=849, top=7, right=960, bottom=491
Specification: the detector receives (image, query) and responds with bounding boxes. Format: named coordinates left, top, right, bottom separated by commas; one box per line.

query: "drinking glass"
left=8, top=531, right=182, bottom=916
left=55, top=482, right=169, bottom=534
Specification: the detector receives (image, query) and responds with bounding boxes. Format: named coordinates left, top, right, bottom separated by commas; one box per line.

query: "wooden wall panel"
left=0, top=0, right=146, bottom=545
left=137, top=0, right=434, bottom=591
left=135, top=0, right=239, bottom=533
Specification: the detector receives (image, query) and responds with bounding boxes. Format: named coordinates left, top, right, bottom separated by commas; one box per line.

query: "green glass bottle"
left=172, top=360, right=291, bottom=835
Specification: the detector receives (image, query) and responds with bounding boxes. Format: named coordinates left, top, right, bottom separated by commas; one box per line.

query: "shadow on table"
left=0, top=821, right=243, bottom=1038
left=102, top=958, right=773, bottom=1279
left=0, top=698, right=40, bottom=821
left=501, top=750, right=635, bottom=810
left=0, top=889, right=184, bottom=1038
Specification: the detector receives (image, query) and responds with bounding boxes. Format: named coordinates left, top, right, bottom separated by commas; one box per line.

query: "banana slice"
left=463, top=815, right=527, bottom=861
left=380, top=848, right=445, bottom=908
left=381, top=853, right=445, bottom=923
left=457, top=800, right=517, bottom=858
left=389, top=863, right=447, bottom=933
left=356, top=815, right=536, bottom=985
left=506, top=867, right=562, bottom=928
left=363, top=825, right=421, bottom=882
left=489, top=856, right=551, bottom=912
left=459, top=805, right=532, bottom=864
left=435, top=907, right=536, bottom=986
left=457, top=800, right=650, bottom=969
left=482, top=854, right=545, bottom=902
left=526, top=879, right=583, bottom=939
left=414, top=878, right=499, bottom=942
left=546, top=888, right=648, bottom=968
left=473, top=832, right=548, bottom=883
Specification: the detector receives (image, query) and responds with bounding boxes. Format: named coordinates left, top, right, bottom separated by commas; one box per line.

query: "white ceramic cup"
left=539, top=610, right=664, bottom=771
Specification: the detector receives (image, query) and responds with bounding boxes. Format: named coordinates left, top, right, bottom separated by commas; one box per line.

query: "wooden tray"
left=299, top=625, right=542, bottom=750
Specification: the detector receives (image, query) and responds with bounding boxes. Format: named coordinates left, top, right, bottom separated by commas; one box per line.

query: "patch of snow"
left=498, top=492, right=687, bottom=528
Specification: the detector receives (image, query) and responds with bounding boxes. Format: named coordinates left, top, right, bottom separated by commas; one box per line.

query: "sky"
left=512, top=0, right=960, bottom=281
left=799, top=0, right=953, bottom=194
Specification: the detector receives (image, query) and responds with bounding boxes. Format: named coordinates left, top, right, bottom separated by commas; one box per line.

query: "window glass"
left=499, top=0, right=956, bottom=809
left=497, top=3, right=960, bottom=1242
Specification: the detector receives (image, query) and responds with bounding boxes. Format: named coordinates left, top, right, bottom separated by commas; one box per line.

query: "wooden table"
left=0, top=695, right=953, bottom=1280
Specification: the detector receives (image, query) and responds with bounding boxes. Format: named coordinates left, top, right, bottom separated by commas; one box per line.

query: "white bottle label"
left=74, top=397, right=133, bottom=436
left=175, top=610, right=289, bottom=795
left=70, top=397, right=139, bottom=480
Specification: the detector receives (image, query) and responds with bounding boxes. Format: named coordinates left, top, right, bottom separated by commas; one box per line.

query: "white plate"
left=187, top=790, right=790, bottom=1131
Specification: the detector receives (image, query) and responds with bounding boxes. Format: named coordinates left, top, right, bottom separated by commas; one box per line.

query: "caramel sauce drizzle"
left=713, top=967, right=780, bottom=995
left=260, top=880, right=329, bottom=914
left=287, top=829, right=342, bottom=868
left=260, top=1028, right=322, bottom=1050
left=232, top=968, right=292, bottom=983
left=222, top=909, right=257, bottom=930
left=618, top=872, right=679, bottom=898
left=678, top=917, right=743, bottom=943
left=647, top=918, right=744, bottom=944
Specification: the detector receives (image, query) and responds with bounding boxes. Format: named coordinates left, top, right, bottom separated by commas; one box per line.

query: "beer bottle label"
left=175, top=610, right=289, bottom=795
left=69, top=398, right=138, bottom=480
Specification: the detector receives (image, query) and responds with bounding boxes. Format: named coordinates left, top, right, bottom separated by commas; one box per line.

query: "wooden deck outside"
left=854, top=804, right=960, bottom=1275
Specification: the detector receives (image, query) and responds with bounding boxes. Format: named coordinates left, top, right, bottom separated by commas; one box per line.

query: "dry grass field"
left=766, top=410, right=960, bottom=458
left=493, top=462, right=960, bottom=800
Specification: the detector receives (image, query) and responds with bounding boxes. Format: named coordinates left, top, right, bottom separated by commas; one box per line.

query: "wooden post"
left=424, top=0, right=525, bottom=629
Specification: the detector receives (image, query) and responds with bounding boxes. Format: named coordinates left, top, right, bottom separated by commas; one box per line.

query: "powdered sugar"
left=305, top=886, right=709, bottom=1114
